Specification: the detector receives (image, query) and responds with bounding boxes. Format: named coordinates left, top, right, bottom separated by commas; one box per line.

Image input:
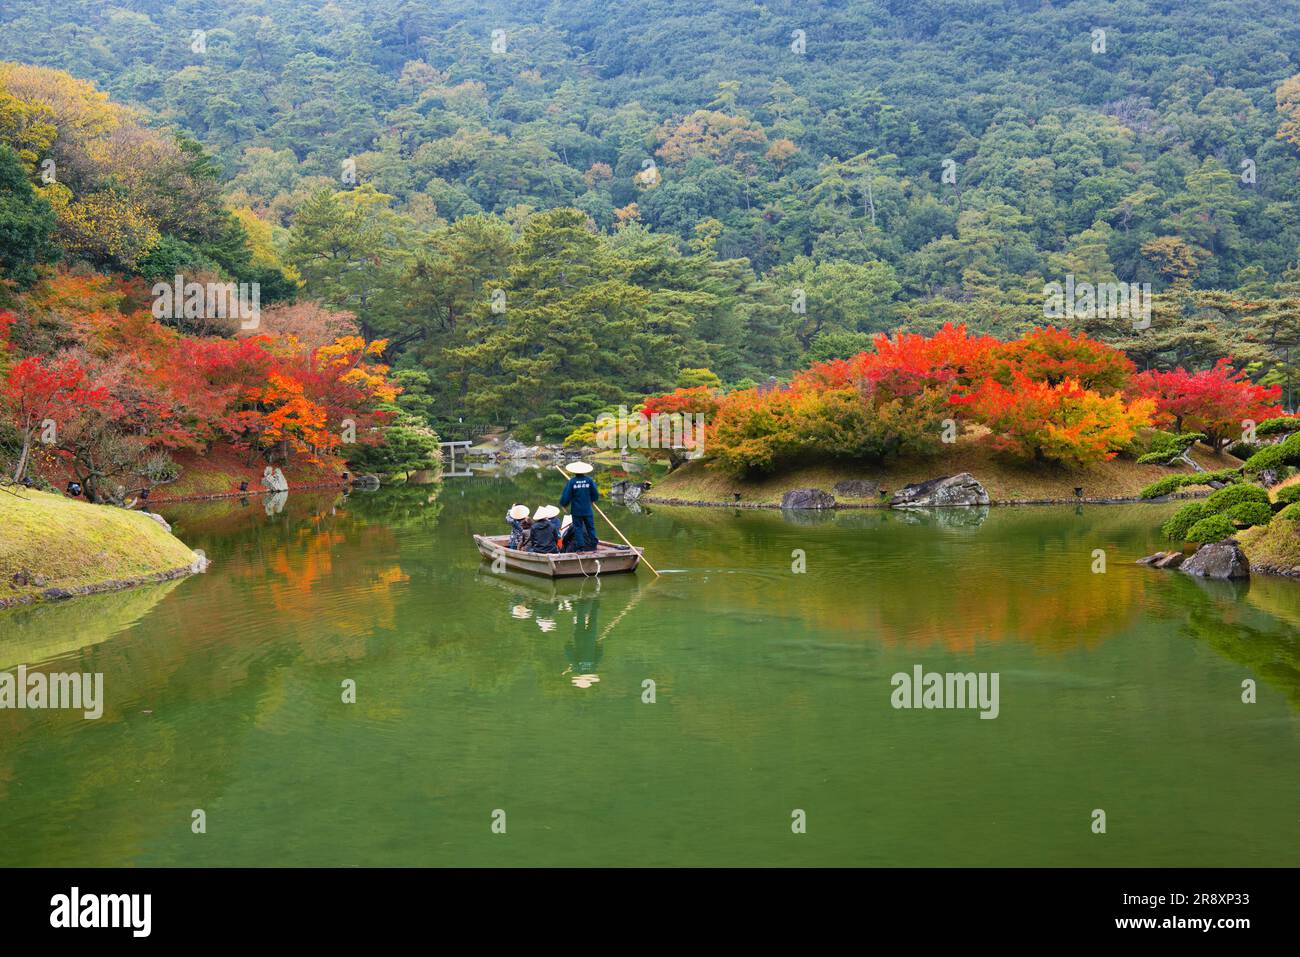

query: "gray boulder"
left=1136, top=552, right=1167, bottom=565
left=1180, top=539, right=1250, bottom=579
left=501, top=438, right=535, bottom=459
left=780, top=488, right=836, bottom=510
left=610, top=480, right=651, bottom=503
left=891, top=473, right=990, bottom=508
left=142, top=511, right=172, bottom=534
left=1154, top=551, right=1185, bottom=570
left=833, top=479, right=881, bottom=498
left=261, top=466, right=289, bottom=492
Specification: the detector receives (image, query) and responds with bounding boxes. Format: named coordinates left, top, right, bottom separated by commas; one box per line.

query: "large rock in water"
left=1180, top=539, right=1250, bottom=579
left=833, top=479, right=881, bottom=498
left=780, top=488, right=836, bottom=510
left=890, top=473, right=990, bottom=508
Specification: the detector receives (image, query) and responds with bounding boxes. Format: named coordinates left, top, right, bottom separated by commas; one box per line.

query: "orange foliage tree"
left=953, top=374, right=1154, bottom=467
left=645, top=324, right=1164, bottom=475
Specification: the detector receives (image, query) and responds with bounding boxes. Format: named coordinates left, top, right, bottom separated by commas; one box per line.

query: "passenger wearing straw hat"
left=545, top=506, right=564, bottom=542
left=505, top=503, right=531, bottom=549
left=559, top=461, right=599, bottom=551
left=558, top=514, right=574, bottom=552
left=527, top=505, right=560, bottom=553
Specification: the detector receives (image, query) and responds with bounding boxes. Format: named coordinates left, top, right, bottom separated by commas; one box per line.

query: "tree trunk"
left=13, top=434, right=32, bottom=483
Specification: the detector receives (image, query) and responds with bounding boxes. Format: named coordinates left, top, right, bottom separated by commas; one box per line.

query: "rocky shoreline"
left=0, top=563, right=200, bottom=610
left=641, top=471, right=1214, bottom=510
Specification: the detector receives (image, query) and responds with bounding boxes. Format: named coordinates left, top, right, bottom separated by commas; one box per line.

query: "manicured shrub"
left=1225, top=440, right=1256, bottom=460
left=1162, top=502, right=1209, bottom=541
left=1244, top=432, right=1300, bottom=473
left=1279, top=502, right=1300, bottom=521
left=1138, top=468, right=1242, bottom=499
left=1141, top=475, right=1190, bottom=498
left=1225, top=501, right=1273, bottom=527
left=1186, top=514, right=1237, bottom=543
left=1136, top=430, right=1204, bottom=466
left=1274, top=484, right=1300, bottom=506
left=1205, top=483, right=1271, bottom=511
left=1255, top=416, right=1300, bottom=437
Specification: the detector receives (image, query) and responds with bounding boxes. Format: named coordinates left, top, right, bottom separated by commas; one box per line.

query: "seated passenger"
left=527, top=505, right=560, bottom=554
left=505, top=504, right=531, bottom=549
left=559, top=514, right=574, bottom=552
left=543, top=505, right=563, bottom=540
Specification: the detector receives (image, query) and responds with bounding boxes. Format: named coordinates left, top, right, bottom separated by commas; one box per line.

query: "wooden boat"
left=472, top=534, right=641, bottom=578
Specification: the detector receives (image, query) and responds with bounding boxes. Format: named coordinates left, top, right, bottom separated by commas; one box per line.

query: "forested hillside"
left=3, top=0, right=1300, bottom=440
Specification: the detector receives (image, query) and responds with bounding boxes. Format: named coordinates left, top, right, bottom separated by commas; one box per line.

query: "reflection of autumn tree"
left=853, top=552, right=1144, bottom=654
left=190, top=492, right=448, bottom=664
left=0, top=485, right=455, bottom=864
left=641, top=503, right=1154, bottom=653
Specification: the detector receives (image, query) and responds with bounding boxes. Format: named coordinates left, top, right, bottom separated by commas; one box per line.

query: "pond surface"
left=1, top=470, right=1297, bottom=866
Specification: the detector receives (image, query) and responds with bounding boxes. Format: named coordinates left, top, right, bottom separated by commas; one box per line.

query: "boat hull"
left=473, top=534, right=641, bottom=578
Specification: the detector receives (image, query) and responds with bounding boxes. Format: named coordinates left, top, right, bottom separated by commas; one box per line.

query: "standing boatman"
left=559, top=461, right=600, bottom=552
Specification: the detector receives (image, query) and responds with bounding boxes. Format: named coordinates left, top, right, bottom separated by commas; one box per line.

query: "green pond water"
left=1, top=470, right=1297, bottom=867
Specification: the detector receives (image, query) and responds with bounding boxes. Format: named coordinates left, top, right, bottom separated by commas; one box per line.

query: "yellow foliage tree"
left=41, top=183, right=160, bottom=269
left=1276, top=73, right=1300, bottom=151
left=654, top=110, right=769, bottom=169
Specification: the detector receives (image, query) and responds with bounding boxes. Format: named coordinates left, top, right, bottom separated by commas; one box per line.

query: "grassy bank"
left=1239, top=520, right=1300, bottom=574
left=647, top=436, right=1236, bottom=506
left=0, top=488, right=199, bottom=606
left=1238, top=478, right=1300, bottom=575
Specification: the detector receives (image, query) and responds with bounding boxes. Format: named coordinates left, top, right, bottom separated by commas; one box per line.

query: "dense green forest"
left=3, top=0, right=1300, bottom=439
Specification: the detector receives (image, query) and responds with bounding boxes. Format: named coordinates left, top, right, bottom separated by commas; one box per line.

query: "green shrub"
left=1274, top=484, right=1300, bottom=506
left=1186, top=514, right=1237, bottom=543
left=1243, top=443, right=1288, bottom=473
left=1140, top=475, right=1186, bottom=498
left=1162, top=502, right=1209, bottom=541
left=1225, top=501, right=1273, bottom=527
left=1205, top=483, right=1271, bottom=511
left=1207, top=467, right=1249, bottom=484
left=1244, top=432, right=1300, bottom=473
left=1138, top=468, right=1242, bottom=499
left=1137, top=430, right=1203, bottom=465
left=1255, top=417, right=1300, bottom=437
left=1279, top=502, right=1300, bottom=521
left=1137, top=451, right=1173, bottom=465
left=1225, top=440, right=1256, bottom=460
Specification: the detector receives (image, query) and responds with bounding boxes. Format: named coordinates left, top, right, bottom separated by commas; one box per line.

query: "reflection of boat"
left=472, top=534, right=641, bottom=577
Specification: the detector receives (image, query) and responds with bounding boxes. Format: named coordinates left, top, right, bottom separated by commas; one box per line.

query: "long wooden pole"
left=556, top=465, right=660, bottom=577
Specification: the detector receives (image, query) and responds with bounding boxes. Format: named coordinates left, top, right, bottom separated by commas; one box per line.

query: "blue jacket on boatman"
left=559, top=462, right=599, bottom=551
